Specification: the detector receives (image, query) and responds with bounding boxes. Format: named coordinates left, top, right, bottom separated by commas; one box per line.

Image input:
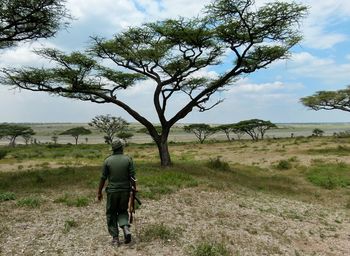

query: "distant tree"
left=301, top=86, right=350, bottom=112
left=89, top=115, right=129, bottom=144
left=60, top=127, right=91, bottom=145
left=0, top=0, right=70, bottom=51
left=216, top=124, right=235, bottom=141
left=312, top=128, right=324, bottom=137
left=1, top=0, right=307, bottom=166
left=22, top=133, right=33, bottom=145
left=51, top=135, right=58, bottom=144
left=236, top=119, right=276, bottom=141
left=0, top=123, right=35, bottom=146
left=184, top=123, right=216, bottom=144
left=117, top=131, right=134, bottom=145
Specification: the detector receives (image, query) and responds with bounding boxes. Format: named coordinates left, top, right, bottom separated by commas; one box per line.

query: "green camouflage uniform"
left=101, top=150, right=135, bottom=238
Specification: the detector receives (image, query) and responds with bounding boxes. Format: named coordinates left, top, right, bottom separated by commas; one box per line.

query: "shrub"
left=276, top=160, right=292, bottom=170
left=206, top=157, right=231, bottom=172
left=0, top=149, right=7, bottom=160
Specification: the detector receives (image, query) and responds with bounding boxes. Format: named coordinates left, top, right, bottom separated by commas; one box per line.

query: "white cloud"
left=301, top=0, right=350, bottom=49
left=287, top=52, right=350, bottom=84
left=0, top=41, right=59, bottom=68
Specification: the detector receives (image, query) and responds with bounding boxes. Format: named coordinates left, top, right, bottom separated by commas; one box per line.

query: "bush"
left=206, top=157, right=231, bottom=172
left=276, top=160, right=292, bottom=170
left=0, top=149, right=7, bottom=160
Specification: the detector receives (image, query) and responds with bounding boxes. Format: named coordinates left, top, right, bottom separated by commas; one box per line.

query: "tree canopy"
left=60, top=127, right=91, bottom=145
left=89, top=115, right=129, bottom=144
left=300, top=86, right=350, bottom=112
left=236, top=119, right=276, bottom=141
left=1, top=0, right=307, bottom=166
left=0, top=0, right=70, bottom=51
left=184, top=123, right=216, bottom=144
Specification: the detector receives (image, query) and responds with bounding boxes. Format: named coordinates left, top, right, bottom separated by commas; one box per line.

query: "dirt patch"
left=1, top=187, right=349, bottom=255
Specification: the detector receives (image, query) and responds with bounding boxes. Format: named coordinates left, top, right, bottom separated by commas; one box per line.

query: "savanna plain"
left=0, top=123, right=350, bottom=256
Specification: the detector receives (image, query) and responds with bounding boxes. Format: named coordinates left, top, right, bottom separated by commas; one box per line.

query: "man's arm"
left=97, top=179, right=106, bottom=201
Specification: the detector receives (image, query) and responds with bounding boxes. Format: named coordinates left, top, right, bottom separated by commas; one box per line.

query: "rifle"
left=129, top=176, right=141, bottom=224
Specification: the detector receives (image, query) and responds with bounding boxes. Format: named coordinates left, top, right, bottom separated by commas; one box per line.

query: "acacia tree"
left=60, top=127, right=91, bottom=145
left=0, top=123, right=35, bottom=146
left=1, top=0, right=307, bottom=166
left=89, top=114, right=129, bottom=144
left=301, top=86, right=350, bottom=112
left=184, top=123, right=216, bottom=144
left=0, top=0, right=69, bottom=51
left=236, top=119, right=276, bottom=141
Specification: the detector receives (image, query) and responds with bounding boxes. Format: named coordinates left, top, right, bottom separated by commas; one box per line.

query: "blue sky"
left=1, top=0, right=350, bottom=124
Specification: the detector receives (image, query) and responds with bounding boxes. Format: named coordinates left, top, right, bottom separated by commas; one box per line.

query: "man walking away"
left=97, top=139, right=136, bottom=246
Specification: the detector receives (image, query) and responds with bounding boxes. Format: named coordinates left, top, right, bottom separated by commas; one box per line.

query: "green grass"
left=0, top=192, right=16, bottom=202
left=140, top=223, right=181, bottom=243
left=0, top=166, right=100, bottom=195
left=63, top=219, right=78, bottom=233
left=17, top=196, right=41, bottom=208
left=54, top=194, right=90, bottom=207
left=307, top=145, right=350, bottom=156
left=306, top=162, right=350, bottom=189
left=189, top=240, right=230, bottom=256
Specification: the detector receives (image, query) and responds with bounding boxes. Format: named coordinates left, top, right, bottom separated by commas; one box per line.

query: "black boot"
left=111, top=236, right=120, bottom=246
left=122, top=225, right=132, bottom=244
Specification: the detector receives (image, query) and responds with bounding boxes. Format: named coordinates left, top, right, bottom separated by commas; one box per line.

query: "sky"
left=1, top=0, right=350, bottom=124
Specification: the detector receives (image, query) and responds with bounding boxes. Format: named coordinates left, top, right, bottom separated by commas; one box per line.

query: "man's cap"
left=111, top=139, right=124, bottom=150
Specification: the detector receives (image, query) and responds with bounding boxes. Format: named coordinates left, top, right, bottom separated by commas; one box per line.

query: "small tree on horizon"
left=312, top=128, right=324, bottom=137
left=89, top=115, right=129, bottom=144
left=184, top=123, right=216, bottom=144
left=60, top=127, right=91, bottom=145
left=236, top=119, right=276, bottom=141
left=0, top=123, right=35, bottom=147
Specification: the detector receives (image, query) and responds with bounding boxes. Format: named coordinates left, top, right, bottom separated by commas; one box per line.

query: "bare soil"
left=1, top=187, right=349, bottom=255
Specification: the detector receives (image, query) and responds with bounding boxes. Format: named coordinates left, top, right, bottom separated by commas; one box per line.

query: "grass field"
left=0, top=131, right=350, bottom=255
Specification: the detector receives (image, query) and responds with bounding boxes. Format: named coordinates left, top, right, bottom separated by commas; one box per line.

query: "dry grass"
left=1, top=136, right=350, bottom=255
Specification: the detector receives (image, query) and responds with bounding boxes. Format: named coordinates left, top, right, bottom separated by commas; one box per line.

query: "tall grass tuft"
left=64, top=219, right=78, bottom=233
left=140, top=223, right=181, bottom=243
left=0, top=192, right=16, bottom=202
left=189, top=240, right=230, bottom=256
left=17, top=196, right=41, bottom=208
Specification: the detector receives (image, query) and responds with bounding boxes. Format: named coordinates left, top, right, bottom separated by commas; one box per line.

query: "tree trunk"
left=156, top=139, right=172, bottom=167
left=153, top=129, right=172, bottom=167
